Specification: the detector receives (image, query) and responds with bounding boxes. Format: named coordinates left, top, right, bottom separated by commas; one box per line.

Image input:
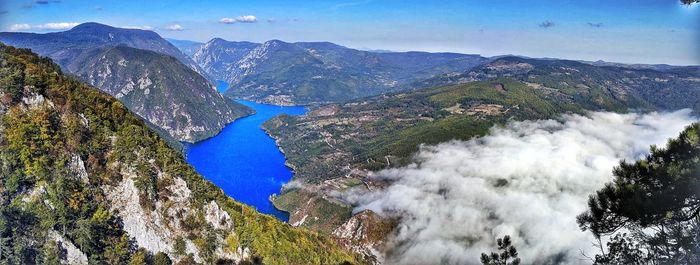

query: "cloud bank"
left=7, top=22, right=78, bottom=31
left=219, top=15, right=258, bottom=24
left=350, top=110, right=696, bottom=265
left=122, top=25, right=153, bottom=30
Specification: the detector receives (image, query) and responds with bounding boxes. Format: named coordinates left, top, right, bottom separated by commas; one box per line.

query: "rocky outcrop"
left=204, top=200, right=234, bottom=231
left=106, top=174, right=191, bottom=260
left=332, top=210, right=396, bottom=265
left=48, top=230, right=89, bottom=265
left=104, top=172, right=246, bottom=263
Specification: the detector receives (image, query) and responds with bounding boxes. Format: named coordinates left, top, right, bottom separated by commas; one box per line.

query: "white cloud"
left=8, top=23, right=31, bottom=31
left=122, top=25, right=153, bottom=30
left=35, top=22, right=79, bottom=30
left=163, top=24, right=184, bottom=31
left=219, top=17, right=236, bottom=24
left=348, top=110, right=697, bottom=265
left=219, top=15, right=258, bottom=24
left=7, top=22, right=77, bottom=31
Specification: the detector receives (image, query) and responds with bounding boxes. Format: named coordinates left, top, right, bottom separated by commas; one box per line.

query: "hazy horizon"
left=1, top=0, right=698, bottom=65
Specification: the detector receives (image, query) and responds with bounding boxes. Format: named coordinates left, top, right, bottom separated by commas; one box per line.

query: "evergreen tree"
left=577, top=123, right=700, bottom=264
left=480, top=235, right=521, bottom=265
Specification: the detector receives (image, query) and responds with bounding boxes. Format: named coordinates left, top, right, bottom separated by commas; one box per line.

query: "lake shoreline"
left=185, top=97, right=307, bottom=222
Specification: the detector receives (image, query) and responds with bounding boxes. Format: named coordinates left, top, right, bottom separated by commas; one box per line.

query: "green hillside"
left=0, top=44, right=356, bottom=264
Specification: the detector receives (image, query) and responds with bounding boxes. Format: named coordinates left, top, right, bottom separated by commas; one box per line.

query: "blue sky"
left=0, top=0, right=698, bottom=65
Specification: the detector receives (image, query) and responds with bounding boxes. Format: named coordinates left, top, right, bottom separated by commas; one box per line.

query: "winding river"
left=186, top=82, right=306, bottom=221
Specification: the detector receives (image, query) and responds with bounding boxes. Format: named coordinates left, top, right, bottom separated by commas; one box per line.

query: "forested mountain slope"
left=414, top=56, right=700, bottom=113
left=262, top=60, right=700, bottom=246
left=0, top=23, right=252, bottom=143
left=193, top=38, right=488, bottom=105
left=0, top=45, right=356, bottom=265
left=69, top=45, right=251, bottom=143
left=0, top=23, right=207, bottom=78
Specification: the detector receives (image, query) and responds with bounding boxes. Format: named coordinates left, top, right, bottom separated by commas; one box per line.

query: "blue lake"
left=186, top=85, right=306, bottom=221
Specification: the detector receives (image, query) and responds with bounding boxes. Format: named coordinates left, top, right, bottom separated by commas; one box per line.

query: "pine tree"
left=577, top=123, right=700, bottom=264
left=480, top=235, right=521, bottom=265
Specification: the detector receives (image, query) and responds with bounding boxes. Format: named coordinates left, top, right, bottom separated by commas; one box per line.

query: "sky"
left=0, top=0, right=698, bottom=65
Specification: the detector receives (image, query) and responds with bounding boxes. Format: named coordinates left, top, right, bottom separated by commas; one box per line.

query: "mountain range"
left=0, top=23, right=252, bottom=144
left=1, top=21, right=699, bottom=264
left=191, top=38, right=490, bottom=105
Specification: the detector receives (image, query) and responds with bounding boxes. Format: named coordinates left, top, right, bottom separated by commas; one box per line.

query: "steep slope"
left=166, top=38, right=203, bottom=58
left=192, top=38, right=260, bottom=84
left=0, top=23, right=251, bottom=143
left=0, top=44, right=356, bottom=264
left=71, top=45, right=252, bottom=142
left=225, top=40, right=391, bottom=105
left=193, top=38, right=488, bottom=105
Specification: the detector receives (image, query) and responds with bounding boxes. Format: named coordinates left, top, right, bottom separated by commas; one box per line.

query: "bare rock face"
left=105, top=174, right=184, bottom=259
left=332, top=210, right=396, bottom=265
left=48, top=230, right=89, bottom=265
left=104, top=172, right=243, bottom=263
left=204, top=200, right=234, bottom=231
left=69, top=153, right=89, bottom=183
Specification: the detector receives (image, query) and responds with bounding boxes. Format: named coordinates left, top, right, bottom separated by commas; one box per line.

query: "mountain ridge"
left=0, top=22, right=209, bottom=79
left=0, top=23, right=251, bottom=143
left=70, top=45, right=253, bottom=142
left=192, top=37, right=490, bottom=105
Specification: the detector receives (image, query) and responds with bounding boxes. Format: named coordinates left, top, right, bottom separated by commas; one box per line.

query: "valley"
left=258, top=58, right=700, bottom=262
left=186, top=98, right=306, bottom=221
left=1, top=1, right=698, bottom=262
left=0, top=45, right=356, bottom=264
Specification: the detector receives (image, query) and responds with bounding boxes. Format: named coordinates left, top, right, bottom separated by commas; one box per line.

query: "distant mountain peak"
left=69, top=22, right=114, bottom=30
left=264, top=39, right=291, bottom=46
left=67, top=22, right=133, bottom=35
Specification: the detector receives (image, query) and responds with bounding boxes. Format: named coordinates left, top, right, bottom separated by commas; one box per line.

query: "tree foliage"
left=577, top=123, right=700, bottom=264
left=480, top=235, right=521, bottom=265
